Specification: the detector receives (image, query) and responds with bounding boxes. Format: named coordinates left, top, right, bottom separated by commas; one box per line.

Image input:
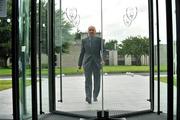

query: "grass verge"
left=154, top=77, right=177, bottom=86
left=0, top=65, right=167, bottom=76
left=0, top=80, right=31, bottom=91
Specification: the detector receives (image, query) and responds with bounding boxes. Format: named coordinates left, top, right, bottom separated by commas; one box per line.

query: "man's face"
left=88, top=26, right=96, bottom=37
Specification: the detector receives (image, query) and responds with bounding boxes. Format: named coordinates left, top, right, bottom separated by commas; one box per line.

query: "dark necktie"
left=89, top=37, right=92, bottom=48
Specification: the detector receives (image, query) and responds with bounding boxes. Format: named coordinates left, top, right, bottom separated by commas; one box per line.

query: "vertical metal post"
left=48, top=0, right=56, bottom=112
left=12, top=0, right=20, bottom=119
left=165, top=0, right=174, bottom=119
left=175, top=0, right=180, bottom=119
left=38, top=0, right=43, bottom=114
left=58, top=0, right=63, bottom=103
left=31, top=0, right=38, bottom=119
left=148, top=0, right=154, bottom=111
left=155, top=0, right=161, bottom=114
left=100, top=0, right=104, bottom=115
left=22, top=20, right=27, bottom=114
left=22, top=48, right=27, bottom=115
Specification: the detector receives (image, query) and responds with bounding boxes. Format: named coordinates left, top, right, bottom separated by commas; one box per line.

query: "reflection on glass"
left=37, top=0, right=50, bottom=113
left=156, top=0, right=168, bottom=116
left=0, top=1, right=12, bottom=117
left=172, top=0, right=177, bottom=118
left=18, top=0, right=32, bottom=119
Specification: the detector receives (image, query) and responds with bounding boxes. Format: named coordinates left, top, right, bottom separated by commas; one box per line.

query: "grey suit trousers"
left=84, top=61, right=101, bottom=100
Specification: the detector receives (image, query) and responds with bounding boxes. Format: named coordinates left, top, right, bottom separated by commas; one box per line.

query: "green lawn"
left=154, top=77, right=177, bottom=86
left=0, top=80, right=12, bottom=91
left=0, top=65, right=169, bottom=91
left=0, top=68, right=12, bottom=76
left=0, top=65, right=167, bottom=76
left=56, top=65, right=167, bottom=75
left=103, top=66, right=150, bottom=73
left=0, top=80, right=31, bottom=91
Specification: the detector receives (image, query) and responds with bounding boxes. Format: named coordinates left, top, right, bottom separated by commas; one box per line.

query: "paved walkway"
left=0, top=74, right=177, bottom=117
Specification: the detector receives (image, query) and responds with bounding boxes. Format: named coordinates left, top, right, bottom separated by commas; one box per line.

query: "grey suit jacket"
left=78, top=36, right=103, bottom=69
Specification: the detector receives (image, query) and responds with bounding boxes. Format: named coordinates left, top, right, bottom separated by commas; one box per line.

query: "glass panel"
left=156, top=0, right=168, bottom=115
left=18, top=0, right=32, bottom=119
left=154, top=0, right=176, bottom=119
left=172, top=0, right=177, bottom=119
left=0, top=0, right=13, bottom=119
left=103, top=0, right=150, bottom=115
left=55, top=0, right=102, bottom=116
left=37, top=0, right=50, bottom=114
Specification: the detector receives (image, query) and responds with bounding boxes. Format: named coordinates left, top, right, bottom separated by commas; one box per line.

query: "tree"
left=55, top=10, right=74, bottom=54
left=74, top=30, right=81, bottom=41
left=39, top=1, right=74, bottom=54
left=0, top=0, right=12, bottom=67
left=119, top=36, right=149, bottom=65
left=105, top=40, right=118, bottom=50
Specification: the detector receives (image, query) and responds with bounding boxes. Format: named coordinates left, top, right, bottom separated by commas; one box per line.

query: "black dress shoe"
left=86, top=98, right=92, bottom=104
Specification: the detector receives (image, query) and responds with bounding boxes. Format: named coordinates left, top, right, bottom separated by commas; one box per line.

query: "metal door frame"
left=11, top=0, right=154, bottom=119
left=11, top=0, right=180, bottom=119
left=175, top=0, right=180, bottom=120
left=12, top=0, right=20, bottom=119
left=12, top=0, right=38, bottom=119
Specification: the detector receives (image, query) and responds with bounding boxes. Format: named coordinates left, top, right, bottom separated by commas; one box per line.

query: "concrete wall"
left=57, top=43, right=81, bottom=67
left=39, top=36, right=171, bottom=67
left=125, top=55, right=132, bottom=65
left=32, top=44, right=169, bottom=67
left=40, top=48, right=150, bottom=67
left=109, top=50, right=118, bottom=65
left=154, top=44, right=167, bottom=65
left=141, top=55, right=149, bottom=65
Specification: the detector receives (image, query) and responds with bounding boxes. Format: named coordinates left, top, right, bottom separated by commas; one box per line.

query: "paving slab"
left=0, top=74, right=176, bottom=118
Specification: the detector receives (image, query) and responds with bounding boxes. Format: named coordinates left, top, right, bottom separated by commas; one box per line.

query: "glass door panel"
left=172, top=0, right=177, bottom=118
left=154, top=0, right=168, bottom=114
left=18, top=0, right=32, bottom=119
left=37, top=0, right=50, bottom=114
left=54, top=0, right=152, bottom=117
left=55, top=0, right=102, bottom=116
left=0, top=0, right=13, bottom=118
left=103, top=0, right=150, bottom=116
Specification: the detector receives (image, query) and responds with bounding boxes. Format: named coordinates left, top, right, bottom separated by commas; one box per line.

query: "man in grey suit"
left=78, top=26, right=103, bottom=104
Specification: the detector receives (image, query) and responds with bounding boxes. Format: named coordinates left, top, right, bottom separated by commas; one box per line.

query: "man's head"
left=88, top=25, right=96, bottom=37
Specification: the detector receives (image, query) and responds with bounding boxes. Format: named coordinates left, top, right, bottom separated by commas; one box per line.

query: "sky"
left=55, top=0, right=176, bottom=44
